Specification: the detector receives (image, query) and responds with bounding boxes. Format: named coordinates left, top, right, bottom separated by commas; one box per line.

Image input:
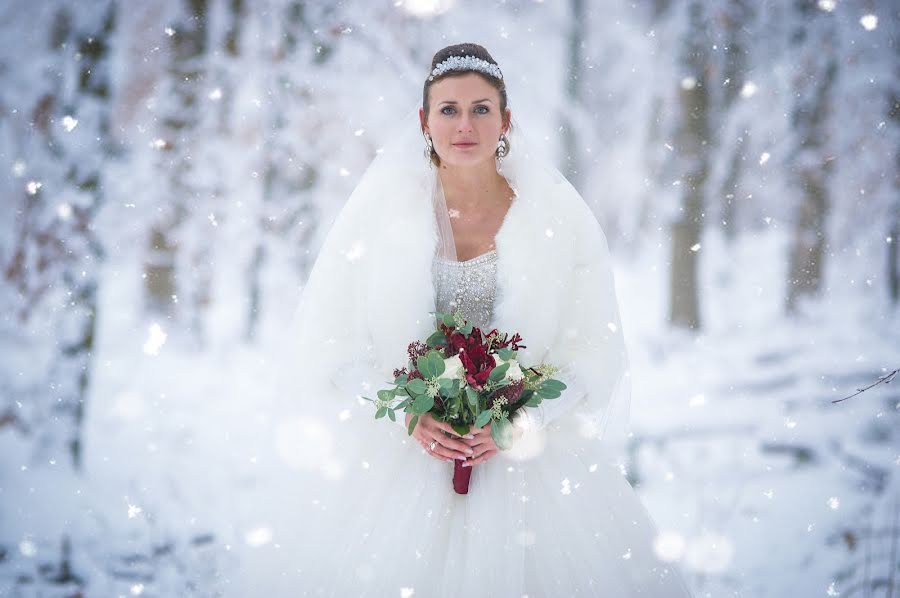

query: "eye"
left=440, top=106, right=456, bottom=115
left=474, top=105, right=489, bottom=114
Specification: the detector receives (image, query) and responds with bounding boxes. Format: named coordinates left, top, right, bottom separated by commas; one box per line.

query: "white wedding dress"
left=232, top=245, right=693, bottom=597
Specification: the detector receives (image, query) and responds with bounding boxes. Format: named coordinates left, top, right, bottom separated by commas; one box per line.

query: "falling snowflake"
left=19, top=540, right=36, bottom=557
left=343, top=240, right=366, bottom=262
left=560, top=478, right=571, bottom=495
left=817, top=0, right=836, bottom=12
left=826, top=581, right=839, bottom=596
left=245, top=526, right=273, bottom=547
left=57, top=204, right=72, bottom=220
left=859, top=14, right=877, bottom=31
left=763, top=489, right=774, bottom=499
left=545, top=228, right=554, bottom=238
left=209, top=88, right=223, bottom=101
left=61, top=115, right=78, bottom=132
left=127, top=503, right=142, bottom=519
left=25, top=180, right=42, bottom=195
left=164, top=26, right=175, bottom=36
left=150, top=138, right=167, bottom=150
left=690, top=243, right=701, bottom=252
left=12, top=161, right=26, bottom=177
left=208, top=213, right=218, bottom=227
left=142, top=323, right=167, bottom=355
left=689, top=394, right=706, bottom=407
left=354, top=129, right=365, bottom=136
left=589, top=463, right=598, bottom=473
left=653, top=531, right=686, bottom=562
left=607, top=322, right=618, bottom=333
left=680, top=77, right=697, bottom=90
left=131, top=583, right=145, bottom=595
left=740, top=81, right=758, bottom=98
left=400, top=588, right=415, bottom=598
left=759, top=152, right=770, bottom=165
left=827, top=497, right=840, bottom=510
left=339, top=167, right=350, bottom=177
left=622, top=548, right=632, bottom=560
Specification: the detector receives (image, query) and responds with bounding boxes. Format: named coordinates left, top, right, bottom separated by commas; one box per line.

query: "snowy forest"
left=1, top=0, right=898, bottom=596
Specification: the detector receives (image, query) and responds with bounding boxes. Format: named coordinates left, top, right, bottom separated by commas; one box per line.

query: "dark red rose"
left=459, top=342, right=496, bottom=390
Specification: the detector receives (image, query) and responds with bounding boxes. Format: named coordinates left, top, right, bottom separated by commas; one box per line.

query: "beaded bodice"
left=432, top=250, right=498, bottom=331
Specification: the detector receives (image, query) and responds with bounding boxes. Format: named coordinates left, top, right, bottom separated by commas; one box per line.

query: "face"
left=420, top=73, right=510, bottom=168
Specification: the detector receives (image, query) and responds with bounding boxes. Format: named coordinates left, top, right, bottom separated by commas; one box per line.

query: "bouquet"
left=363, top=310, right=567, bottom=494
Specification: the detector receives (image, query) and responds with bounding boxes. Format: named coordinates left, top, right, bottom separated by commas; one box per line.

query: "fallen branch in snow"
left=832, top=368, right=898, bottom=403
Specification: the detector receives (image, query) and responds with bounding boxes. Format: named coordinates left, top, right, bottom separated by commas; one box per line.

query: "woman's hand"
left=407, top=412, right=475, bottom=463
left=461, top=420, right=524, bottom=467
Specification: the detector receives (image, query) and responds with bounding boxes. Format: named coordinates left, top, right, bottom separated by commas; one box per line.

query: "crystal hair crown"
left=429, top=55, right=503, bottom=81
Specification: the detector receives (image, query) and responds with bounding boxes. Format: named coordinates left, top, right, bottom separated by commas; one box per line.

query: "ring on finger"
left=429, top=439, right=437, bottom=451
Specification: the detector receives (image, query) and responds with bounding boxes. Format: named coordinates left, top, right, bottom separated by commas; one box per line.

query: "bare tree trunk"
left=145, top=0, right=208, bottom=337
left=785, top=0, right=837, bottom=313
left=717, top=0, right=753, bottom=241
left=559, top=0, right=585, bottom=191
left=888, top=90, right=899, bottom=305
left=669, top=0, right=709, bottom=330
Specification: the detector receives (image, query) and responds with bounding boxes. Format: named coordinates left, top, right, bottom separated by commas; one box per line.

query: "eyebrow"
left=438, top=98, right=494, bottom=105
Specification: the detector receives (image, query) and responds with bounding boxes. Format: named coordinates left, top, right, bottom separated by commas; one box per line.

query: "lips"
left=453, top=142, right=477, bottom=147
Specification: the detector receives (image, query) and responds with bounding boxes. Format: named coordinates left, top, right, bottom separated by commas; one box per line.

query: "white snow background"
left=1, top=1, right=898, bottom=597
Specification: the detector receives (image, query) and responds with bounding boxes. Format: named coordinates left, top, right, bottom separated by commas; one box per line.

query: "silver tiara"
left=429, top=55, right=503, bottom=81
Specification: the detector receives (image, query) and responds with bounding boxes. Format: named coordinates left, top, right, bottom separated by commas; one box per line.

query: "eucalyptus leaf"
left=413, top=393, right=435, bottom=413
left=491, top=416, right=514, bottom=450
left=375, top=406, right=387, bottom=419
left=407, top=414, right=419, bottom=436
left=475, top=409, right=493, bottom=428
left=426, top=331, right=448, bottom=347
left=451, top=422, right=470, bottom=437
left=407, top=378, right=426, bottom=396
left=465, top=386, right=479, bottom=407
left=428, top=350, right=446, bottom=376
left=387, top=408, right=396, bottom=422
left=542, top=379, right=567, bottom=392
left=489, top=362, right=510, bottom=382
left=442, top=313, right=456, bottom=327
left=416, top=354, right=435, bottom=378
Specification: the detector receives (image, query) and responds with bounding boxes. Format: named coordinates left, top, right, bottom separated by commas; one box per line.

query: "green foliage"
left=488, top=362, right=509, bottom=382
left=475, top=409, right=493, bottom=428
left=426, top=330, right=447, bottom=347
left=412, top=393, right=434, bottom=413
left=406, top=378, right=426, bottom=396
left=491, top=416, right=513, bottom=450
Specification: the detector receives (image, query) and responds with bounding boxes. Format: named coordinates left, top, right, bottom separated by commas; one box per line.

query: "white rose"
left=438, top=354, right=465, bottom=381
left=494, top=355, right=524, bottom=382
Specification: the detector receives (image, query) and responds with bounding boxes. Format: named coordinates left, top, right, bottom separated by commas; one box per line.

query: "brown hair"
left=422, top=43, right=512, bottom=167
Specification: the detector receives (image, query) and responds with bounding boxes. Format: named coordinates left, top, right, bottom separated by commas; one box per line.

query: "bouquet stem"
left=453, top=459, right=472, bottom=494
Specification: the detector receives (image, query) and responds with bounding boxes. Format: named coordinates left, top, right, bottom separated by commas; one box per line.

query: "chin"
left=440, top=151, right=495, bottom=168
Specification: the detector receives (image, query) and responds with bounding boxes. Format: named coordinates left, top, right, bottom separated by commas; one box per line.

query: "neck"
left=437, top=159, right=509, bottom=209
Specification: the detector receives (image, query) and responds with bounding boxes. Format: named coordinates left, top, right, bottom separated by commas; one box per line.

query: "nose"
left=457, top=113, right=473, bottom=133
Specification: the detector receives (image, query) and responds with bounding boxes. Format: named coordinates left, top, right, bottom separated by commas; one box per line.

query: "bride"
left=239, top=43, right=694, bottom=597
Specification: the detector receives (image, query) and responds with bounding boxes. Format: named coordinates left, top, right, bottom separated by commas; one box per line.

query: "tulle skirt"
left=226, top=397, right=693, bottom=597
